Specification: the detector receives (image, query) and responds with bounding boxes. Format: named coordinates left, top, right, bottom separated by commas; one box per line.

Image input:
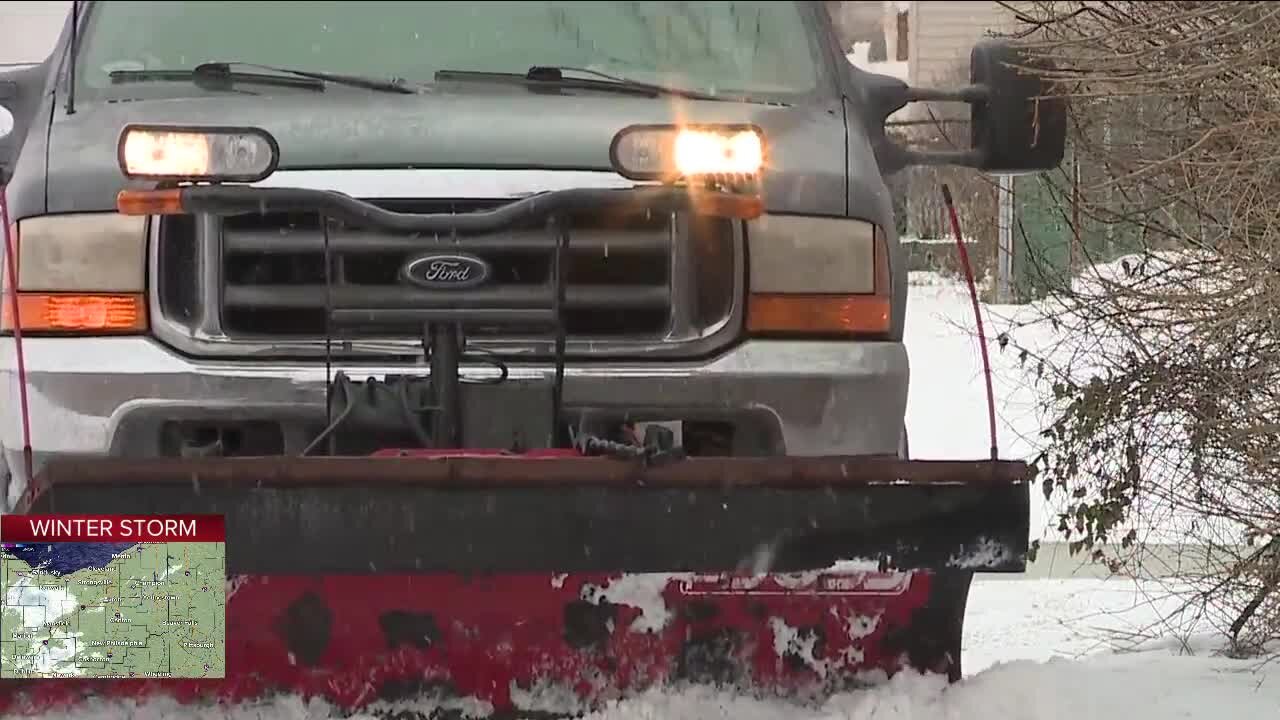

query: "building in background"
left=0, top=1, right=71, bottom=66
left=836, top=2, right=1017, bottom=99
left=908, top=1, right=1017, bottom=89
left=906, top=2, right=1020, bottom=301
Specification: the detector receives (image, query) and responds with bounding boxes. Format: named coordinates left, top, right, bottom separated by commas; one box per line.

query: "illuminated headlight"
left=118, top=124, right=280, bottom=183
left=610, top=124, right=765, bottom=182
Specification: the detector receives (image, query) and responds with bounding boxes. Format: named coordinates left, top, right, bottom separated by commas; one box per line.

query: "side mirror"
left=0, top=63, right=45, bottom=187
left=856, top=39, right=1066, bottom=176
left=0, top=80, right=17, bottom=184
left=969, top=40, right=1066, bottom=174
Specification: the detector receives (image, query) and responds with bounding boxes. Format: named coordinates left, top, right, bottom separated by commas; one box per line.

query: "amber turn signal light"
left=1, top=293, right=147, bottom=334
left=689, top=189, right=764, bottom=220
left=117, top=189, right=186, bottom=216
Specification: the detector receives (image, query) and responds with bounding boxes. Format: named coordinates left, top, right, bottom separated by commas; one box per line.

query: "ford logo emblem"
left=401, top=252, right=492, bottom=289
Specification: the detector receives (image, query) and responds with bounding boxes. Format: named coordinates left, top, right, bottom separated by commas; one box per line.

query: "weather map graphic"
left=0, top=515, right=225, bottom=679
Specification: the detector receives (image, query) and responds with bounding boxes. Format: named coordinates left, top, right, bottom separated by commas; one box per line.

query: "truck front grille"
left=154, top=197, right=740, bottom=358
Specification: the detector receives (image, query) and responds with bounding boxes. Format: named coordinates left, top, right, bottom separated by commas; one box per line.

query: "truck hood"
left=44, top=89, right=848, bottom=215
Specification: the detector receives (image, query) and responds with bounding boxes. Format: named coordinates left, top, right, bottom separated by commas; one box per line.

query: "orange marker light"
left=689, top=190, right=764, bottom=220
left=747, top=294, right=891, bottom=336
left=1, top=293, right=147, bottom=333
left=116, top=189, right=185, bottom=216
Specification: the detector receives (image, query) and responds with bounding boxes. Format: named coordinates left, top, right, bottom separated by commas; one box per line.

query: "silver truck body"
left=0, top=1, right=913, bottom=505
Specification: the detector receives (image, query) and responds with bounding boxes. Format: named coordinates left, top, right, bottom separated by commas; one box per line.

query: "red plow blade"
left=3, top=570, right=965, bottom=716
left=0, top=566, right=962, bottom=712
left=1, top=455, right=1029, bottom=716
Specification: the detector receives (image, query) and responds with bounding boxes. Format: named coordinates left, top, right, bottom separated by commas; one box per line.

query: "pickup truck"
left=0, top=2, right=1066, bottom=714
left=0, top=1, right=1060, bottom=504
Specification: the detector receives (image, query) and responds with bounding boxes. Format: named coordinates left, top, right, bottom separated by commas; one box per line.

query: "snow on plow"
left=2, top=454, right=1030, bottom=716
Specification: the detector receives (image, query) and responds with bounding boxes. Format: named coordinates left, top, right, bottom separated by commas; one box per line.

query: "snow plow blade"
left=1, top=455, right=1030, bottom=716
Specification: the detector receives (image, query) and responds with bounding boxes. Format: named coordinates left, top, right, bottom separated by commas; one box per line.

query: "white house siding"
left=909, top=0, right=1019, bottom=87
left=0, top=1, right=71, bottom=66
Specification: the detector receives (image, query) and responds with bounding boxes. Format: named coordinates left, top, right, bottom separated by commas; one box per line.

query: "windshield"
left=75, top=1, right=824, bottom=101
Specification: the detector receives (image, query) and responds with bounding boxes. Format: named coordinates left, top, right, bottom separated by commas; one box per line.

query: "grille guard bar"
left=122, top=183, right=761, bottom=451
left=135, top=183, right=762, bottom=230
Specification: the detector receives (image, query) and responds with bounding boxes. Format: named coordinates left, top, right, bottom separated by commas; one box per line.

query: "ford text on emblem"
left=401, top=253, right=492, bottom=289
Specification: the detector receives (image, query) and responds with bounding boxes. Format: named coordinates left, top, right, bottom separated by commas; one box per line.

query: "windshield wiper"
left=110, top=61, right=416, bottom=94
left=434, top=65, right=723, bottom=101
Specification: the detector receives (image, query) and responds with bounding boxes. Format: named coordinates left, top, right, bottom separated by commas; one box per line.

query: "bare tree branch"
left=1001, top=0, right=1280, bottom=651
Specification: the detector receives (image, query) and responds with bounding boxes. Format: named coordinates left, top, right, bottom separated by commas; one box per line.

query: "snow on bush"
left=998, top=0, right=1280, bottom=653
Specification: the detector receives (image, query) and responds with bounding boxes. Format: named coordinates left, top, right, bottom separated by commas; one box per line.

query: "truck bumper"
left=0, top=336, right=909, bottom=506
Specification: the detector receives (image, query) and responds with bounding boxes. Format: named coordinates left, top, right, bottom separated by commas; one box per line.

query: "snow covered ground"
left=40, top=578, right=1277, bottom=720
left=902, top=263, right=1239, bottom=549
left=903, top=272, right=1056, bottom=535
left=578, top=577, right=1280, bottom=720
left=582, top=643, right=1280, bottom=720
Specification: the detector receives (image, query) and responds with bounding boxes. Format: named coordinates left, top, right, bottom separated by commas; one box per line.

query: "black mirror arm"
left=900, top=148, right=986, bottom=168
left=904, top=84, right=989, bottom=104
left=858, top=74, right=993, bottom=174
left=855, top=39, right=1067, bottom=176
left=854, top=70, right=915, bottom=175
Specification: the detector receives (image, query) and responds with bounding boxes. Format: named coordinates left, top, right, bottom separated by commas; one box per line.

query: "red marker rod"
left=941, top=183, right=1000, bottom=461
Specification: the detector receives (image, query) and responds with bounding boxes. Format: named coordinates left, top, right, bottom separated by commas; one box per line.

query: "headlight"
left=745, top=215, right=892, bottom=337
left=118, top=124, right=280, bottom=183
left=1, top=213, right=148, bottom=334
left=610, top=124, right=765, bottom=182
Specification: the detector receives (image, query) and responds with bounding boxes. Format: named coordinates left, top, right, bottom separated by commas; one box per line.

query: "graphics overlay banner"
left=0, top=514, right=225, bottom=679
